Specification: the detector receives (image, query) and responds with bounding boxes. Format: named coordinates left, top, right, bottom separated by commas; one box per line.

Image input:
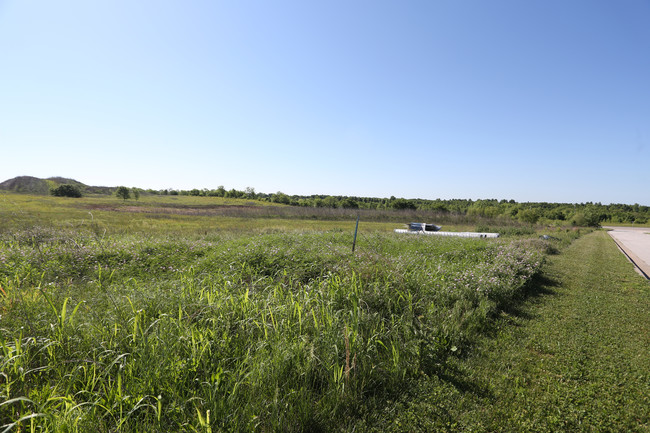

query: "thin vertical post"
left=352, top=216, right=360, bottom=253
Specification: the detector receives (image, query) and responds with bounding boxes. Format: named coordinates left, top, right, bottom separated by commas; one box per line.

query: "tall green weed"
left=1, top=229, right=546, bottom=431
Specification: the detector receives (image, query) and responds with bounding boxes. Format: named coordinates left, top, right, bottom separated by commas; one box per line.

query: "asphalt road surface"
left=604, top=226, right=650, bottom=279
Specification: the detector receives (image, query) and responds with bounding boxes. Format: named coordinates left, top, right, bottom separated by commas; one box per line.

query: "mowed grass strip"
left=358, top=230, right=650, bottom=432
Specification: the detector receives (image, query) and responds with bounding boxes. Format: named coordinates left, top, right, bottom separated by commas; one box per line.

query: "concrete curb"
left=607, top=232, right=650, bottom=280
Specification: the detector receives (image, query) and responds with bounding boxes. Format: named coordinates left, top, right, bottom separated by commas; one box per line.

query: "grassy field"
left=2, top=193, right=646, bottom=431
left=0, top=191, right=532, bottom=235
left=0, top=191, right=394, bottom=236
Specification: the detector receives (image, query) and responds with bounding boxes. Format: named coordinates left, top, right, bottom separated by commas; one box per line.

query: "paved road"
left=604, top=226, right=650, bottom=279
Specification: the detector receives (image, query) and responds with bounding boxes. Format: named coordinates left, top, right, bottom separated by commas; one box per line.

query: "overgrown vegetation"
left=131, top=191, right=650, bottom=226
left=0, top=193, right=557, bottom=431
left=0, top=191, right=646, bottom=432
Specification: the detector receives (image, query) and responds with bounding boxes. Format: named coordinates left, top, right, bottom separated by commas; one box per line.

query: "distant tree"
left=245, top=187, right=256, bottom=199
left=297, top=199, right=311, bottom=207
left=391, top=198, right=417, bottom=210
left=430, top=202, right=449, bottom=212
left=116, top=186, right=131, bottom=201
left=582, top=205, right=603, bottom=227
left=226, top=188, right=244, bottom=198
left=132, top=188, right=141, bottom=201
left=517, top=208, right=540, bottom=224
left=50, top=184, right=82, bottom=198
left=322, top=196, right=338, bottom=208
left=271, top=192, right=291, bottom=204
left=544, top=208, right=566, bottom=221
left=340, top=198, right=359, bottom=209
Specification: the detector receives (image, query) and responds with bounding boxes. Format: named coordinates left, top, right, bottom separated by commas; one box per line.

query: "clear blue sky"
left=1, top=1, right=649, bottom=204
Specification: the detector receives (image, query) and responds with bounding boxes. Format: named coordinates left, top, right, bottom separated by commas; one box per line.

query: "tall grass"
left=0, top=223, right=555, bottom=432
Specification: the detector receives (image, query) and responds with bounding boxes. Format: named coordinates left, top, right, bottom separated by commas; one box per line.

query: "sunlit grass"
left=0, top=192, right=396, bottom=236
left=4, top=192, right=608, bottom=431
left=354, top=230, right=650, bottom=432
left=0, top=219, right=551, bottom=431
left=1, top=191, right=527, bottom=236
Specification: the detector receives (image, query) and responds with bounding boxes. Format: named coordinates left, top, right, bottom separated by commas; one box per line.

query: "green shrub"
left=390, top=198, right=416, bottom=210
left=115, top=186, right=131, bottom=200
left=50, top=184, right=82, bottom=198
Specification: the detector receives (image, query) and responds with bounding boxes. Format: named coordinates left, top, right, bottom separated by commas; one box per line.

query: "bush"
left=517, top=208, right=540, bottom=224
left=50, top=184, right=82, bottom=198
left=115, top=186, right=131, bottom=200
left=340, top=198, right=359, bottom=209
left=391, top=198, right=416, bottom=210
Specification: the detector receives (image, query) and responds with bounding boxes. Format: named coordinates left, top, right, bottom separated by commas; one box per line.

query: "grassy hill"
left=0, top=176, right=113, bottom=195
left=0, top=176, right=51, bottom=194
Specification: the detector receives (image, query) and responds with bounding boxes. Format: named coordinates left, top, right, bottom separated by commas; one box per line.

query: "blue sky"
left=1, top=1, right=649, bottom=204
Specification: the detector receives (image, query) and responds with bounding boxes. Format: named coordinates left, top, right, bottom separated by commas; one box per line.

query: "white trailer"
left=394, top=229, right=499, bottom=238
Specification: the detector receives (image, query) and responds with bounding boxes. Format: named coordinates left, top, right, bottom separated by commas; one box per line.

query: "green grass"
left=0, top=194, right=553, bottom=432
left=3, top=192, right=643, bottom=432
left=355, top=230, right=650, bottom=432
left=1, top=191, right=533, bottom=235
left=0, top=192, right=394, bottom=235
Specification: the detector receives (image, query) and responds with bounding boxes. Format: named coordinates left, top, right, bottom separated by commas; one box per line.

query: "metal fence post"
left=352, top=216, right=360, bottom=253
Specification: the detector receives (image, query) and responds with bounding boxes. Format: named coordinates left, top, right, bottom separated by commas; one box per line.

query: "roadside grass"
left=355, top=230, right=650, bottom=432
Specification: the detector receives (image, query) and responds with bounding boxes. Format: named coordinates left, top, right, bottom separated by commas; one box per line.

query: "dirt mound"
left=0, top=176, right=114, bottom=195
left=0, top=176, right=51, bottom=194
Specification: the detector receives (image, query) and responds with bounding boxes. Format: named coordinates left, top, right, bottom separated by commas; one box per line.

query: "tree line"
left=49, top=183, right=649, bottom=227
left=139, top=188, right=649, bottom=226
